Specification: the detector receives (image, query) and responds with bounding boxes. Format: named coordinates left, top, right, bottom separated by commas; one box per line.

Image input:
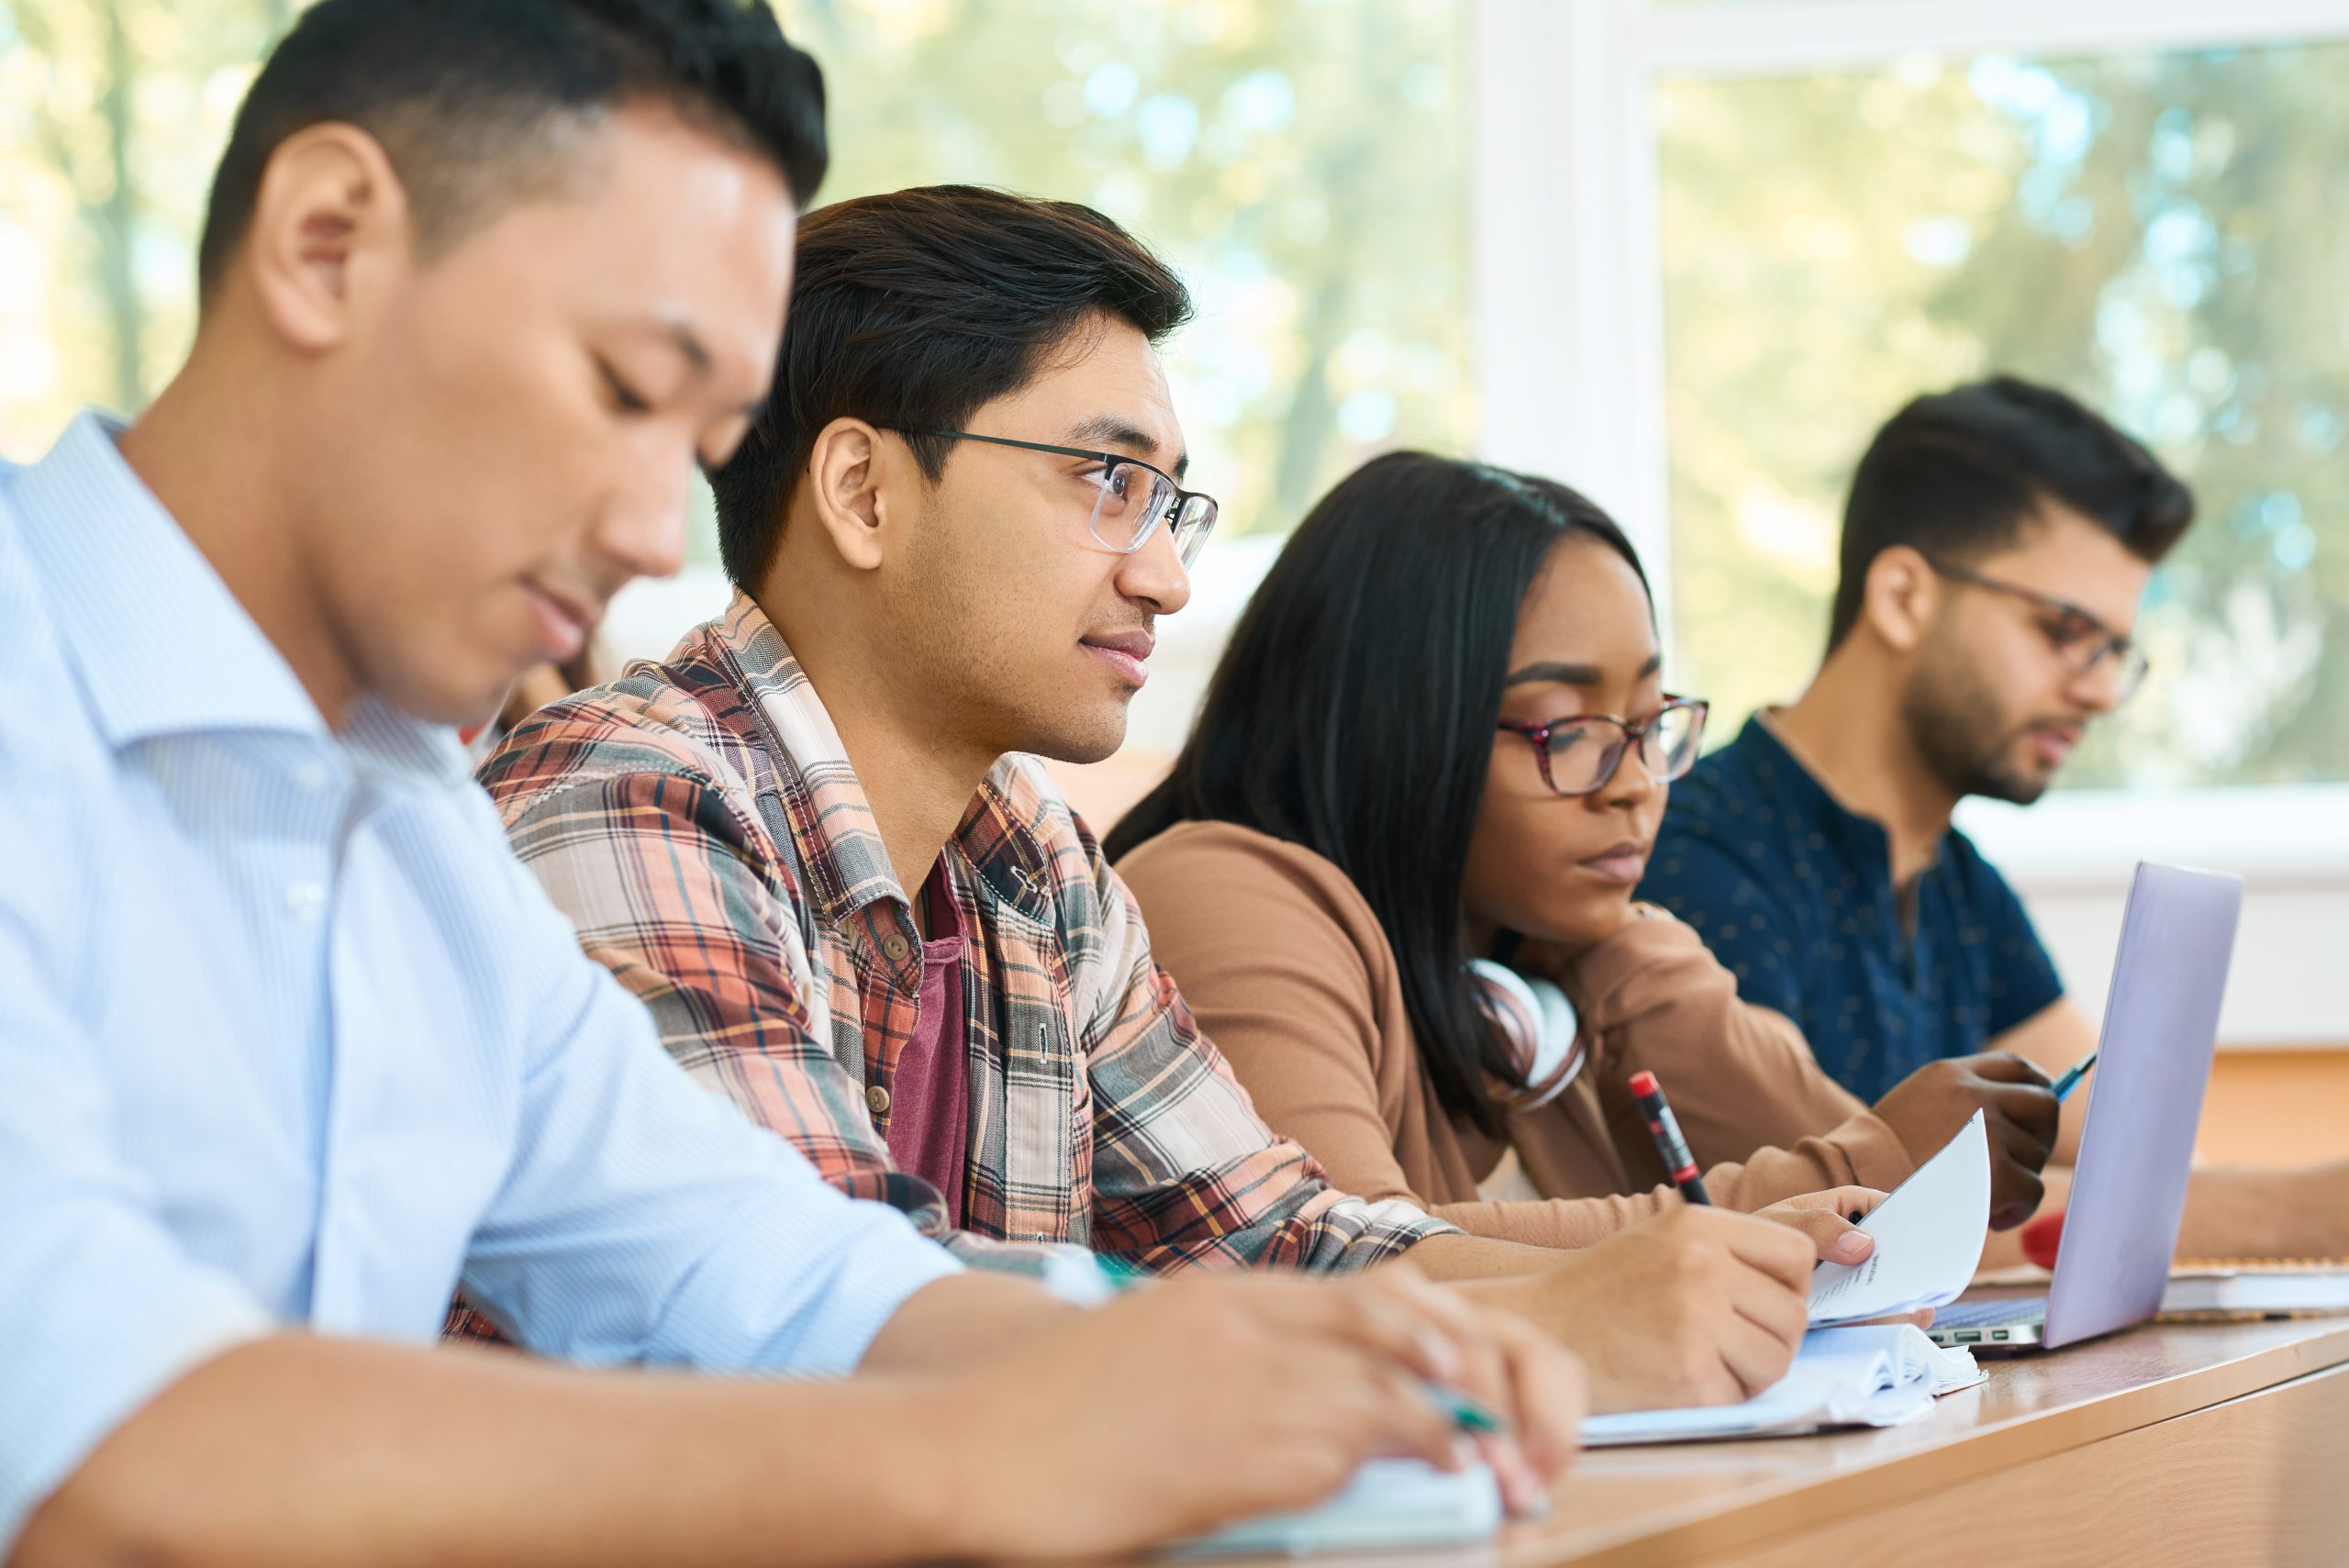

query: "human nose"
left=1594, top=726, right=1661, bottom=806
left=596, top=456, right=694, bottom=584
left=1115, top=515, right=1193, bottom=617
left=2065, top=646, right=2130, bottom=715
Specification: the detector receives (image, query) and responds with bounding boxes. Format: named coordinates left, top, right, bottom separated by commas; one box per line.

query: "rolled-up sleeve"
left=0, top=773, right=271, bottom=1551
left=454, top=858, right=962, bottom=1376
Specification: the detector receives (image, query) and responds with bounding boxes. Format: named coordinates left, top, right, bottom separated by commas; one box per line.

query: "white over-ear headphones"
left=1468, top=960, right=1585, bottom=1111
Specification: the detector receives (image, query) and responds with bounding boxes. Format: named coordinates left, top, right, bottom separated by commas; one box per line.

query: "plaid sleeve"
left=482, top=719, right=1076, bottom=1276
left=1038, top=778, right=1457, bottom=1273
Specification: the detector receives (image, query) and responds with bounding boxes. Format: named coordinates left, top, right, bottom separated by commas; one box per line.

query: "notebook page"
left=1810, top=1111, right=1992, bottom=1327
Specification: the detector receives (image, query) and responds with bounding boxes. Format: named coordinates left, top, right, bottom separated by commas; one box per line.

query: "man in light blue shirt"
left=0, top=4, right=1580, bottom=1564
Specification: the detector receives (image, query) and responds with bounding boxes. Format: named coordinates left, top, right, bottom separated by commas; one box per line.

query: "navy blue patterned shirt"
left=1637, top=716, right=2065, bottom=1105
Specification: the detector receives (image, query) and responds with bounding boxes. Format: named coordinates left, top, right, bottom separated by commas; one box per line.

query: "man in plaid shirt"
left=479, top=185, right=1870, bottom=1414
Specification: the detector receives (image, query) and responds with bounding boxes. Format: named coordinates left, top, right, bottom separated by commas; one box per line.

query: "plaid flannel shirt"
left=473, top=593, right=1453, bottom=1274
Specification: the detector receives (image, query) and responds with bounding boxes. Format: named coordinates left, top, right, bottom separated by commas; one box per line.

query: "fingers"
left=1355, top=1270, right=1570, bottom=1518
left=1966, top=1051, right=2054, bottom=1087
left=1357, top=1267, right=1509, bottom=1418
left=1756, top=1186, right=1887, bottom=1259
left=1486, top=1312, right=1586, bottom=1483
left=1229, top=1273, right=1455, bottom=1387
left=1768, top=1184, right=1889, bottom=1218
left=1268, top=1338, right=1462, bottom=1473
left=1366, top=1367, right=1472, bottom=1471
left=1475, top=1431, right=1547, bottom=1518
left=1763, top=1203, right=1876, bottom=1263
left=1716, top=1309, right=1799, bottom=1400
left=1728, top=1251, right=1812, bottom=1351
left=1709, top=1208, right=1820, bottom=1296
left=1988, top=1153, right=2047, bottom=1229
left=1982, top=1079, right=2061, bottom=1142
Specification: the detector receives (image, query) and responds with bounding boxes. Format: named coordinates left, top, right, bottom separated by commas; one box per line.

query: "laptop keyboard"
left=1934, top=1296, right=2050, bottom=1329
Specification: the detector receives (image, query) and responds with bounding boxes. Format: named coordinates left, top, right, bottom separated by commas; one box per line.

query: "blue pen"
left=2050, top=1050, right=2099, bottom=1102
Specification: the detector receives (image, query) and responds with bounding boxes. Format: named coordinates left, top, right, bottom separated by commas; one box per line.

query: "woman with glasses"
left=1108, top=452, right=2028, bottom=1248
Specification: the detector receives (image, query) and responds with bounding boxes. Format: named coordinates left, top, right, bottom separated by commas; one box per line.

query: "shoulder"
left=0, top=484, right=108, bottom=795
left=477, top=629, right=764, bottom=828
left=1115, top=819, right=1393, bottom=975
left=1940, top=824, right=2038, bottom=922
left=1119, top=817, right=1364, bottom=903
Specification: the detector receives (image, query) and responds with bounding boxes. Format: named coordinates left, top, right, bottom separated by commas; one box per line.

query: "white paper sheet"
left=1809, top=1110, right=1992, bottom=1328
left=1165, top=1459, right=1504, bottom=1557
left=1580, top=1326, right=1978, bottom=1447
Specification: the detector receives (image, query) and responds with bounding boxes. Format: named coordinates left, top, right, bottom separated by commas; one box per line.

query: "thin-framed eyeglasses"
left=882, top=425, right=1219, bottom=569
left=1497, top=697, right=1709, bottom=798
left=1921, top=556, right=2149, bottom=701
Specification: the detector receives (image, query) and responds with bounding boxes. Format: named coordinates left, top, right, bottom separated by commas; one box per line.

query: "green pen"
left=1427, top=1385, right=1508, bottom=1436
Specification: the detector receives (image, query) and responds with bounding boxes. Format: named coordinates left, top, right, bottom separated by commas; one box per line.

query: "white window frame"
left=1469, top=0, right=2349, bottom=1045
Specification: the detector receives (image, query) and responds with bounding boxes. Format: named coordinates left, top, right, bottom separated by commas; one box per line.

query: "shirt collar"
left=1740, top=711, right=1943, bottom=880
left=12, top=411, right=464, bottom=786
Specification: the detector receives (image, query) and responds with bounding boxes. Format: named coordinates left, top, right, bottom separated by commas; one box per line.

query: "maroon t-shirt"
left=881, top=862, right=971, bottom=1227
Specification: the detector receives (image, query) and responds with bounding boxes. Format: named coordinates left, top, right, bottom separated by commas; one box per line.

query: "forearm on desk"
left=1395, top=1229, right=1561, bottom=1281
left=14, top=1333, right=991, bottom=1568
left=858, top=1270, right=1075, bottom=1372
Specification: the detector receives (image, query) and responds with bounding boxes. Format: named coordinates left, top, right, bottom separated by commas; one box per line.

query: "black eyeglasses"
left=1497, top=697, right=1709, bottom=797
left=1922, top=557, right=2149, bottom=701
left=883, top=426, right=1219, bottom=569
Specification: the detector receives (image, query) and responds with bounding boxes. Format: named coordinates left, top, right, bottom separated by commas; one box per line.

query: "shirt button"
left=292, top=762, right=333, bottom=793
left=881, top=934, right=911, bottom=962
left=284, top=881, right=328, bottom=920
left=866, top=1084, right=890, bottom=1116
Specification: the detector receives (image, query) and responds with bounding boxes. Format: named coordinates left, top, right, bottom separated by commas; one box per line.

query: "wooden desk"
left=1291, top=1318, right=2349, bottom=1568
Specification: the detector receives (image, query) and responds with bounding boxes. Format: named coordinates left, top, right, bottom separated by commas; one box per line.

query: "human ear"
left=243, top=123, right=414, bottom=352
left=803, top=417, right=891, bottom=572
left=1862, top=546, right=1940, bottom=655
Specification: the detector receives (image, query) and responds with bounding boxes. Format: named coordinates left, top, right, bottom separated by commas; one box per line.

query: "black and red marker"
left=1630, top=1069, right=1712, bottom=1207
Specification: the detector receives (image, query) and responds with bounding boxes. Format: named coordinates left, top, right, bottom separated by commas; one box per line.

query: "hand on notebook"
left=1874, top=1051, right=2059, bottom=1228
left=919, top=1270, right=1583, bottom=1558
left=1754, top=1186, right=1889, bottom=1263
left=1467, top=1206, right=1814, bottom=1415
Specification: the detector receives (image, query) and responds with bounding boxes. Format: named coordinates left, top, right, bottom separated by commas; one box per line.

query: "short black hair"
left=1106, top=452, right=1648, bottom=1139
left=196, top=0, right=826, bottom=301
left=1827, top=374, right=2196, bottom=650
left=709, top=184, right=1194, bottom=589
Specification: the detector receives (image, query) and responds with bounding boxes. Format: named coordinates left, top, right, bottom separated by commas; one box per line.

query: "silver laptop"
left=1928, top=862, right=2243, bottom=1353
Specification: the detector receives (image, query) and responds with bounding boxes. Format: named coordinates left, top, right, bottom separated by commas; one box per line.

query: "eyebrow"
left=1067, top=413, right=1191, bottom=482
left=1504, top=651, right=1664, bottom=688
left=635, top=319, right=768, bottom=417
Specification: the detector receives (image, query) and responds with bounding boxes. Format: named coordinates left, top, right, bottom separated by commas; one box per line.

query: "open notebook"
left=1166, top=1458, right=1505, bottom=1558
left=1581, top=1324, right=1985, bottom=1447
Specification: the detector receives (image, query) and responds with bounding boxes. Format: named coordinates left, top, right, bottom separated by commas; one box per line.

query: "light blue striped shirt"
left=0, top=414, right=962, bottom=1547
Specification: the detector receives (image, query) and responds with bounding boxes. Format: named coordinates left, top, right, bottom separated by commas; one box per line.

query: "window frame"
left=1466, top=0, right=2349, bottom=1046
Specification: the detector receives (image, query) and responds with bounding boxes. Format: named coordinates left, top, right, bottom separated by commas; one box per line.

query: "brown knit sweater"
left=1118, top=821, right=1916, bottom=1250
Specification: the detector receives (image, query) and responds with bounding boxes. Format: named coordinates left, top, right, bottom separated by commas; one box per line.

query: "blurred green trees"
left=1661, top=43, right=2349, bottom=786
left=0, top=0, right=1473, bottom=551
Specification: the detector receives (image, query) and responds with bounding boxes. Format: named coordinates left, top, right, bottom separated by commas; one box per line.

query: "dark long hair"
left=1107, top=451, right=1648, bottom=1137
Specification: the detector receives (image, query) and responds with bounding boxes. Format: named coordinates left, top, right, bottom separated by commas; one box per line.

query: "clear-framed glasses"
left=883, top=425, right=1219, bottom=569
left=1497, top=697, right=1709, bottom=798
left=1921, top=556, right=2150, bottom=702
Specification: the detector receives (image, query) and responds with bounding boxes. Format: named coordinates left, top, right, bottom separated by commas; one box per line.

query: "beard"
left=1898, top=643, right=2053, bottom=806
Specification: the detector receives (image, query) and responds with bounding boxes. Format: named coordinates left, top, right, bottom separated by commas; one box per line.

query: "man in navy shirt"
left=1645, top=377, right=2187, bottom=1140
left=1644, top=376, right=2349, bottom=1259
